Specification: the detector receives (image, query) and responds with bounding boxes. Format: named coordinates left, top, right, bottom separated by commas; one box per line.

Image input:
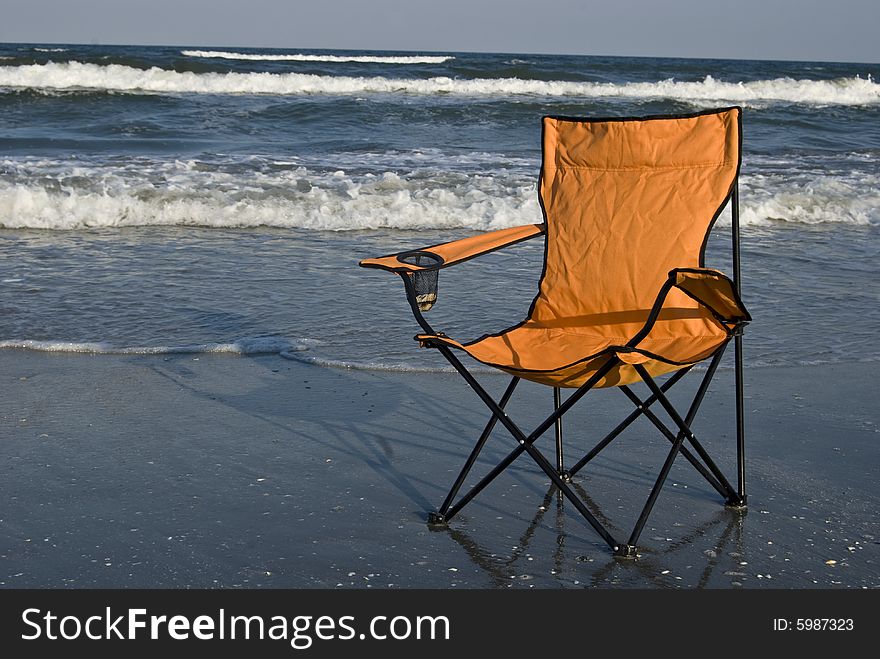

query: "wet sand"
left=0, top=351, right=876, bottom=588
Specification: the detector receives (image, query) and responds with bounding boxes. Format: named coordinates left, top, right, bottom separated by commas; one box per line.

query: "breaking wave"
left=739, top=170, right=880, bottom=226
left=0, top=158, right=540, bottom=231
left=1, top=62, right=878, bottom=105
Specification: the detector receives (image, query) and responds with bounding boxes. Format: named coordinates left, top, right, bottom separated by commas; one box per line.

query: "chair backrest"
left=531, top=108, right=741, bottom=324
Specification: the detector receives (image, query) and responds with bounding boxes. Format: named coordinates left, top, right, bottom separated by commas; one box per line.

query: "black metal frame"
left=388, top=123, right=748, bottom=558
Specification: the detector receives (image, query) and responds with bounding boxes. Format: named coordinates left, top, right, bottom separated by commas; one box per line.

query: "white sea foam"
left=181, top=49, right=453, bottom=64
left=0, top=336, right=312, bottom=355
left=1, top=62, right=878, bottom=106
left=1, top=156, right=876, bottom=230
left=279, top=350, right=466, bottom=373
left=0, top=158, right=541, bottom=231
left=737, top=170, right=880, bottom=226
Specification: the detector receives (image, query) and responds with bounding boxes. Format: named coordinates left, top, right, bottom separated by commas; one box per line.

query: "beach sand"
left=0, top=350, right=876, bottom=588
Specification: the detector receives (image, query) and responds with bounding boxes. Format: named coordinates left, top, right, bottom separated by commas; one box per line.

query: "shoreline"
left=0, top=351, right=876, bottom=588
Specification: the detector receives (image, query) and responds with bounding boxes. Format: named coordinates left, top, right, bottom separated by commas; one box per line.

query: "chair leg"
left=435, top=345, right=625, bottom=553
left=430, top=376, right=520, bottom=525
left=615, top=348, right=735, bottom=501
left=553, top=387, right=571, bottom=482
left=567, top=367, right=691, bottom=478
left=632, top=362, right=740, bottom=504
left=521, top=437, right=622, bottom=551
left=623, top=427, right=688, bottom=552
left=732, top=333, right=748, bottom=508
left=617, top=356, right=738, bottom=556
left=676, top=347, right=744, bottom=507
left=619, top=386, right=729, bottom=499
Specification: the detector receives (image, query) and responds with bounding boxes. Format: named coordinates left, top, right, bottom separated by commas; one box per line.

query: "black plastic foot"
left=427, top=511, right=448, bottom=526
left=613, top=544, right=639, bottom=559
left=725, top=494, right=748, bottom=510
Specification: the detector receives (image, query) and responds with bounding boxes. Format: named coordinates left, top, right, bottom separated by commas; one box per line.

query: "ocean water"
left=1, top=44, right=878, bottom=371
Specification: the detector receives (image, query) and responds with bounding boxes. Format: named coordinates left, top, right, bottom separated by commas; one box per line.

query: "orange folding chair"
left=360, top=107, right=750, bottom=556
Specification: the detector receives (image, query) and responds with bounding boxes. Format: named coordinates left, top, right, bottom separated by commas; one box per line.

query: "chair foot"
left=427, top=511, right=448, bottom=526
left=613, top=544, right=639, bottom=559
left=725, top=494, right=748, bottom=510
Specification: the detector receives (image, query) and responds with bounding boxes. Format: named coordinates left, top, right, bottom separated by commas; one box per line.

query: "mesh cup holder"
left=397, top=250, right=443, bottom=311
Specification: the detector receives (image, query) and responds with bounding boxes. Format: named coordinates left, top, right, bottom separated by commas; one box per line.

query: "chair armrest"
left=670, top=268, right=751, bottom=324
left=626, top=267, right=750, bottom=350
left=359, top=223, right=545, bottom=273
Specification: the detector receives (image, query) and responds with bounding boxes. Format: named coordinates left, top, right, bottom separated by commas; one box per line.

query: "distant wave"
left=33, top=47, right=68, bottom=53
left=1, top=62, right=878, bottom=106
left=181, top=49, right=453, bottom=64
left=1, top=157, right=877, bottom=230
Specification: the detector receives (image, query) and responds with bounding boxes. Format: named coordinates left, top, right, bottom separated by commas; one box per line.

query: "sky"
left=1, top=0, right=878, bottom=63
